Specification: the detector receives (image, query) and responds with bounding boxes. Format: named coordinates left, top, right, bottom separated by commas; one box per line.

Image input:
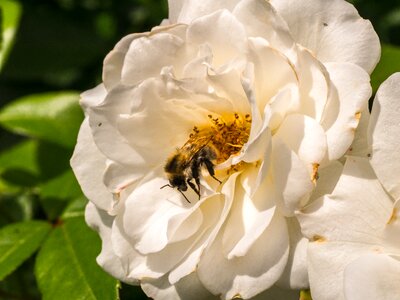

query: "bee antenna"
left=160, top=184, right=172, bottom=189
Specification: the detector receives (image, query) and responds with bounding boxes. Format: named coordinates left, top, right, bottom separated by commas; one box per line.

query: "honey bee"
left=161, top=141, right=222, bottom=203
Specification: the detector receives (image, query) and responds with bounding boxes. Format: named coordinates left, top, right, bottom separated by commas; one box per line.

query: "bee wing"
left=182, top=135, right=213, bottom=164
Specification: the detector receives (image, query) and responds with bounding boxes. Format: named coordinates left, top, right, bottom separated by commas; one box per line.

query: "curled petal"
left=71, top=119, right=112, bottom=211
left=197, top=211, right=289, bottom=300
left=233, top=0, right=295, bottom=59
left=186, top=10, right=247, bottom=68
left=275, top=114, right=327, bottom=165
left=271, top=136, right=314, bottom=216
left=121, top=27, right=186, bottom=85
left=84, top=203, right=130, bottom=283
left=322, top=62, right=371, bottom=161
left=271, top=0, right=380, bottom=74
left=368, top=73, right=400, bottom=200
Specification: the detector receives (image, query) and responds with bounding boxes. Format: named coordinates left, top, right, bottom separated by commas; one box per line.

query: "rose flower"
left=297, top=73, right=400, bottom=300
left=71, top=0, right=380, bottom=298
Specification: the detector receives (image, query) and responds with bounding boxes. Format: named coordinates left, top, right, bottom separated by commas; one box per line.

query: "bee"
left=161, top=141, right=222, bottom=203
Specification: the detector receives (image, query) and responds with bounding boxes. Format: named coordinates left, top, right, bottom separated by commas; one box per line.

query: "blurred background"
left=0, top=0, right=399, bottom=299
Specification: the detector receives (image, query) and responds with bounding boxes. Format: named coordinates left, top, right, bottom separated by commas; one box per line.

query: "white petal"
left=238, top=109, right=272, bottom=164
left=368, top=72, right=400, bottom=200
left=222, top=166, right=276, bottom=259
left=298, top=157, right=393, bottom=244
left=116, top=87, right=208, bottom=167
left=149, top=174, right=238, bottom=285
left=268, top=85, right=300, bottom=131
left=80, top=83, right=107, bottom=112
left=270, top=0, right=380, bottom=74
left=309, top=161, right=343, bottom=203
left=343, top=254, right=400, bottom=300
left=186, top=10, right=247, bottom=68
left=141, top=272, right=217, bottom=300
left=102, top=161, right=141, bottom=194
left=247, top=38, right=298, bottom=112
left=275, top=114, right=327, bottom=165
left=271, top=136, right=314, bottom=216
left=233, top=0, right=295, bottom=58
left=197, top=212, right=289, bottom=300
left=206, top=68, right=250, bottom=115
left=307, top=241, right=373, bottom=300
left=122, top=175, right=195, bottom=255
left=383, top=200, right=400, bottom=251
left=103, top=33, right=143, bottom=90
left=111, top=214, right=149, bottom=281
left=276, top=218, right=309, bottom=290
left=84, top=203, right=130, bottom=283
left=295, top=46, right=330, bottom=122
left=346, top=102, right=371, bottom=157
left=168, top=193, right=227, bottom=284
left=322, top=63, right=371, bottom=161
left=88, top=84, right=147, bottom=166
left=121, top=27, right=186, bottom=85
left=169, top=0, right=240, bottom=23
left=71, top=118, right=112, bottom=210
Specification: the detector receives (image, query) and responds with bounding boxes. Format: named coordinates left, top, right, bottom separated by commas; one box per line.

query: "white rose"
left=298, top=73, right=400, bottom=300
left=71, top=0, right=380, bottom=299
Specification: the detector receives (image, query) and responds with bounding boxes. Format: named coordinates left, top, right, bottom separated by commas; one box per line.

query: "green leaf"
left=0, top=220, right=51, bottom=280
left=0, top=140, right=40, bottom=191
left=35, top=217, right=119, bottom=300
left=38, top=170, right=83, bottom=220
left=0, top=140, right=40, bottom=175
left=61, top=196, right=87, bottom=220
left=371, top=44, right=400, bottom=92
left=0, top=92, right=84, bottom=148
left=0, top=0, right=22, bottom=71
left=0, top=193, right=37, bottom=227
left=39, top=170, right=82, bottom=200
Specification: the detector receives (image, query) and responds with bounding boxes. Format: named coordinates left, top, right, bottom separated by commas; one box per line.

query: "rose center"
left=162, top=113, right=251, bottom=202
left=186, top=113, right=251, bottom=164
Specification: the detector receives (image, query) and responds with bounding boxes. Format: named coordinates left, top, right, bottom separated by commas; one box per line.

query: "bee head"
left=170, top=175, right=187, bottom=192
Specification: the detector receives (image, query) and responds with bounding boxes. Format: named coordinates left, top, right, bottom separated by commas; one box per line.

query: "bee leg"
left=178, top=189, right=191, bottom=203
left=187, top=179, right=201, bottom=199
left=203, top=158, right=222, bottom=184
left=190, top=160, right=202, bottom=199
left=194, top=176, right=201, bottom=199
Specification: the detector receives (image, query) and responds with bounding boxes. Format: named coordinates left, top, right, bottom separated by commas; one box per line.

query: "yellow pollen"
left=312, top=235, right=326, bottom=243
left=185, top=113, right=251, bottom=164
left=311, top=163, right=319, bottom=184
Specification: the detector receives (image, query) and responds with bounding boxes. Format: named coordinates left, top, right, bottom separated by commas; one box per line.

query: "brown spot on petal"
left=387, top=207, right=398, bottom=224
left=232, top=294, right=243, bottom=299
left=311, top=163, right=320, bottom=184
left=355, top=112, right=362, bottom=120
left=372, top=246, right=384, bottom=253
left=312, top=235, right=326, bottom=243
